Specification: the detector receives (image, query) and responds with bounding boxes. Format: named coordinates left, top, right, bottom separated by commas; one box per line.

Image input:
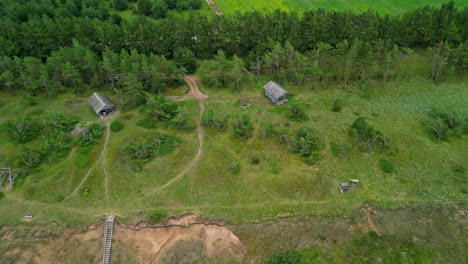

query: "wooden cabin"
left=263, top=81, right=289, bottom=105
left=88, top=93, right=115, bottom=117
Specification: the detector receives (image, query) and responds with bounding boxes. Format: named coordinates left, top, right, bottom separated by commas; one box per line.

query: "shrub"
left=81, top=188, right=90, bottom=197
left=124, top=132, right=180, bottom=161
left=288, top=102, right=308, bottom=121
left=349, top=117, right=388, bottom=151
left=78, top=146, right=92, bottom=155
left=230, top=162, right=241, bottom=174
left=55, top=195, right=64, bottom=202
left=259, top=122, right=275, bottom=138
left=249, top=156, right=261, bottom=165
left=0, top=192, right=4, bottom=200
left=76, top=154, right=91, bottom=168
left=380, top=160, right=395, bottom=173
left=231, top=113, right=254, bottom=138
left=147, top=209, right=167, bottom=223
left=170, top=108, right=195, bottom=130
left=2, top=117, right=41, bottom=143
left=427, top=109, right=466, bottom=140
left=78, top=123, right=104, bottom=146
left=110, top=120, right=123, bottom=132
left=291, top=127, right=322, bottom=157
left=202, top=109, right=227, bottom=131
left=41, top=131, right=73, bottom=157
left=332, top=99, right=344, bottom=112
left=265, top=251, right=303, bottom=264
left=43, top=111, right=79, bottom=132
left=136, top=117, right=156, bottom=129
left=305, top=151, right=320, bottom=166
left=18, top=147, right=41, bottom=168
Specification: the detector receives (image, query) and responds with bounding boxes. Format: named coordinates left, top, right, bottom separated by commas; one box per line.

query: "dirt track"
left=205, top=0, right=223, bottom=16
left=146, top=76, right=208, bottom=195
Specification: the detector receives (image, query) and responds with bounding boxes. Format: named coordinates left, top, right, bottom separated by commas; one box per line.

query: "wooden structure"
left=88, top=93, right=115, bottom=117
left=339, top=182, right=349, bottom=193
left=263, top=81, right=289, bottom=105
left=103, top=215, right=115, bottom=264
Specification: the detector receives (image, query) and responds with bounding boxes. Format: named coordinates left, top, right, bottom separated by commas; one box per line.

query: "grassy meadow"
left=216, top=0, right=468, bottom=14
left=0, top=76, right=466, bottom=225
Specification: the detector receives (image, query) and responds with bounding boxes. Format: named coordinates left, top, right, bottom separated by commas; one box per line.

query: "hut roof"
left=263, top=81, right=289, bottom=101
left=88, top=93, right=114, bottom=115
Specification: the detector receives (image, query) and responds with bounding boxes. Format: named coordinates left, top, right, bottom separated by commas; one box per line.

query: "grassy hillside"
left=0, top=77, right=466, bottom=225
left=216, top=0, right=468, bottom=14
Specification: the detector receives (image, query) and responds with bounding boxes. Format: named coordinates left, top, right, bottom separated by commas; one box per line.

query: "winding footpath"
left=145, top=75, right=208, bottom=196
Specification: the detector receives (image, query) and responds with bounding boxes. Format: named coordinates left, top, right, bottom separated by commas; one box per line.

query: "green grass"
left=0, top=77, right=466, bottom=225
left=216, top=0, right=468, bottom=15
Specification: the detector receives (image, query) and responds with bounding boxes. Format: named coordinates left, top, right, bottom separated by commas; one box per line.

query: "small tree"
left=78, top=123, right=104, bottom=146
left=113, top=0, right=129, bottom=11
left=3, top=117, right=41, bottom=143
left=202, top=109, right=227, bottom=131
left=170, top=107, right=195, bottom=130
left=174, top=47, right=197, bottom=74
left=151, top=0, right=168, bottom=19
left=110, top=120, right=123, bottom=132
left=18, top=147, right=41, bottom=168
left=231, top=113, right=254, bottom=138
left=141, top=92, right=179, bottom=121
left=349, top=117, right=388, bottom=151
left=288, top=102, right=308, bottom=121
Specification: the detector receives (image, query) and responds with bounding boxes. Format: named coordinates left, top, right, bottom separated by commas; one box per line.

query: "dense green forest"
left=0, top=1, right=466, bottom=96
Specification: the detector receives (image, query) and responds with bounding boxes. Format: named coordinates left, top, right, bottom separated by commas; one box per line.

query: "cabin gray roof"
left=88, top=93, right=114, bottom=114
left=263, top=81, right=288, bottom=101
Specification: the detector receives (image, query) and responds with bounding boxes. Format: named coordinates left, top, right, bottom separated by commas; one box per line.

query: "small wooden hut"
left=88, top=93, right=114, bottom=117
left=263, top=81, right=289, bottom=105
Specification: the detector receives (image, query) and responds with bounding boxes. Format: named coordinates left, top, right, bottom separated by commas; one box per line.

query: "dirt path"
left=63, top=122, right=111, bottom=202
left=205, top=0, right=223, bottom=15
left=145, top=76, right=208, bottom=196
left=102, top=124, right=111, bottom=208
left=365, top=205, right=381, bottom=235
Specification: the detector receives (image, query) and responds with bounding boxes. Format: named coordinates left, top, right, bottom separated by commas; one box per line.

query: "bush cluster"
left=427, top=109, right=466, bottom=140
left=110, top=120, right=123, bottom=132
left=349, top=117, right=388, bottom=151
left=147, top=209, right=168, bottom=224
left=123, top=132, right=180, bottom=161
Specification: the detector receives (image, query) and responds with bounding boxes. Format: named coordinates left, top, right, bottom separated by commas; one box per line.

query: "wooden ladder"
left=103, top=215, right=115, bottom=264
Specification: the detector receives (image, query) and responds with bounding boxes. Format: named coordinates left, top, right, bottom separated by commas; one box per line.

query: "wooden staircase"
left=103, top=215, right=115, bottom=264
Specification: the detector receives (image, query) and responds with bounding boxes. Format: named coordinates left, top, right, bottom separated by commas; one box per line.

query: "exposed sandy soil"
left=1, top=203, right=466, bottom=263
left=114, top=213, right=245, bottom=263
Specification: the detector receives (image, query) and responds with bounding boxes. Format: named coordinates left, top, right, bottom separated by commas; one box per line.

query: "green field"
left=0, top=76, right=466, bottom=225
left=216, top=0, right=468, bottom=14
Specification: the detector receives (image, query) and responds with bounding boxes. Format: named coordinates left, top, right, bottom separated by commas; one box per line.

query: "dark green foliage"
left=174, top=47, right=197, bottom=74
left=332, top=99, right=344, bottom=112
left=123, top=132, right=180, bottom=161
left=288, top=102, right=308, bottom=122
left=249, top=156, right=260, bottom=165
left=42, top=111, right=79, bottom=132
left=76, top=154, right=91, bottom=168
left=188, top=0, right=202, bottom=9
left=18, top=147, right=41, bottom=168
left=78, top=123, right=104, bottom=146
left=231, top=113, right=254, bottom=138
left=0, top=192, right=4, bottom=200
left=169, top=107, right=195, bottom=130
left=78, top=146, right=92, bottom=155
left=427, top=108, right=466, bottom=140
left=147, top=209, right=167, bottom=223
left=380, top=160, right=395, bottom=173
left=202, top=109, right=228, bottom=131
left=151, top=0, right=168, bottom=19
left=110, top=120, right=123, bottom=132
left=305, top=151, right=320, bottom=166
left=230, top=162, right=241, bottom=174
left=259, top=121, right=275, bottom=138
left=291, top=127, right=322, bottom=157
left=164, top=0, right=177, bottom=9
left=142, top=93, right=179, bottom=121
left=113, top=0, right=129, bottom=11
left=21, top=94, right=37, bottom=106
left=136, top=117, right=157, bottom=129
left=349, top=117, right=388, bottom=151
left=2, top=117, right=41, bottom=143
left=41, top=131, right=73, bottom=158
left=137, top=0, right=153, bottom=16
left=265, top=251, right=303, bottom=264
